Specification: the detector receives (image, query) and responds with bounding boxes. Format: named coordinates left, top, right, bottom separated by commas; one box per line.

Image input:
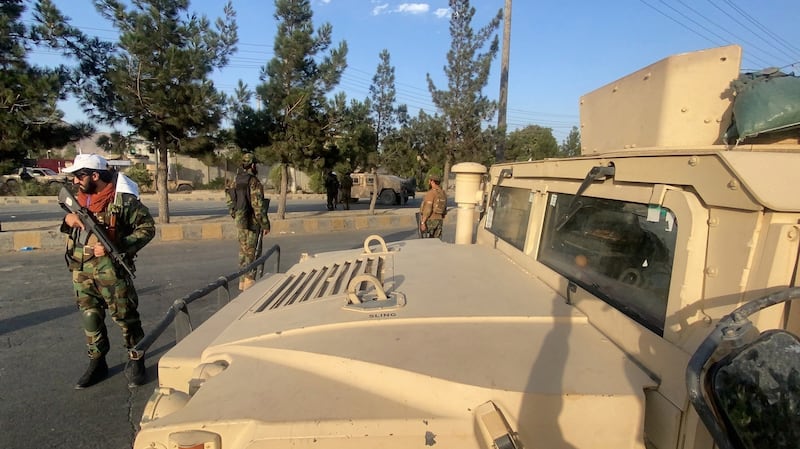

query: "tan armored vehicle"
left=134, top=45, right=800, bottom=449
left=349, top=171, right=415, bottom=205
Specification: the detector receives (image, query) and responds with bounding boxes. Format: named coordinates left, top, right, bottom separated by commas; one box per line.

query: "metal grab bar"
left=129, top=244, right=281, bottom=359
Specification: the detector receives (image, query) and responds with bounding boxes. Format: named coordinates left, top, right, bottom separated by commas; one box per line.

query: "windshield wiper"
left=556, top=164, right=616, bottom=231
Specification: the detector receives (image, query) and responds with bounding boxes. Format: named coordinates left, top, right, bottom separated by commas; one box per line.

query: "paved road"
left=0, top=224, right=447, bottom=449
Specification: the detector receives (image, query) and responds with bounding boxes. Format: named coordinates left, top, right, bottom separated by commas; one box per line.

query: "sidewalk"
left=0, top=191, right=428, bottom=252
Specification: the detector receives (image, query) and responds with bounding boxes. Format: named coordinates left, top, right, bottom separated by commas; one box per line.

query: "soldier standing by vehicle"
left=226, top=151, right=271, bottom=291
left=419, top=174, right=447, bottom=239
left=339, top=172, right=353, bottom=210
left=324, top=171, right=340, bottom=211
left=60, top=154, right=155, bottom=389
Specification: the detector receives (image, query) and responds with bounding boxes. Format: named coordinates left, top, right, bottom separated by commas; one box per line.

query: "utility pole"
left=496, top=0, right=512, bottom=163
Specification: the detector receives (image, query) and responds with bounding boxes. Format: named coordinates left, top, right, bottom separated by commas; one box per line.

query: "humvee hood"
left=139, top=240, right=655, bottom=448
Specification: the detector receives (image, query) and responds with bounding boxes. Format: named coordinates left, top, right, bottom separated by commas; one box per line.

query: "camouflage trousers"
left=238, top=228, right=260, bottom=281
left=71, top=255, right=143, bottom=359
left=424, top=219, right=443, bottom=239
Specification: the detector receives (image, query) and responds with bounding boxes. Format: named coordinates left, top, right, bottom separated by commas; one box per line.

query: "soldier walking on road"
left=419, top=174, right=447, bottom=239
left=60, top=154, right=155, bottom=389
left=339, top=172, right=353, bottom=210
left=325, top=171, right=340, bottom=211
left=226, top=151, right=271, bottom=291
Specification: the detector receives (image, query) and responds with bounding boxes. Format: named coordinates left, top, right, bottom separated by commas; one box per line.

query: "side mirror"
left=687, top=288, right=800, bottom=449
left=711, top=330, right=800, bottom=449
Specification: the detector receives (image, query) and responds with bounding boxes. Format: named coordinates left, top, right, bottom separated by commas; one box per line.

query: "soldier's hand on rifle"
left=420, top=223, right=427, bottom=232
left=64, top=213, right=85, bottom=230
left=262, top=228, right=270, bottom=236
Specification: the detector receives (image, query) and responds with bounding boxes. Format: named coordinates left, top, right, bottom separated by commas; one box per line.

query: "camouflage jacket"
left=61, top=182, right=156, bottom=268
left=226, top=171, right=271, bottom=232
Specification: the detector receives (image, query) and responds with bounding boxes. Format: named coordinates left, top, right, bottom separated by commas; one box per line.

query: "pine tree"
left=255, top=0, right=347, bottom=219
left=427, top=0, right=501, bottom=190
left=0, top=0, right=89, bottom=171
left=369, top=49, right=401, bottom=153
left=36, top=0, right=238, bottom=223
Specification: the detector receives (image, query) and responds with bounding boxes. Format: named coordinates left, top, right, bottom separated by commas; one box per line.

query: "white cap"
left=63, top=154, right=109, bottom=173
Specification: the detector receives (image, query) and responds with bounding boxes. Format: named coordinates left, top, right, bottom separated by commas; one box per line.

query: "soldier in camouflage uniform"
left=226, top=151, right=271, bottom=291
left=419, top=174, right=447, bottom=239
left=339, top=172, right=353, bottom=210
left=60, top=154, right=155, bottom=389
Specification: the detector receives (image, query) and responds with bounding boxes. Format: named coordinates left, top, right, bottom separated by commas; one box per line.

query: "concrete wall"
left=172, top=154, right=314, bottom=192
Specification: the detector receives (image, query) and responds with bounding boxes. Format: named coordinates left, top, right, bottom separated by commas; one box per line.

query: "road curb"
left=0, top=212, right=435, bottom=252
left=0, top=191, right=326, bottom=205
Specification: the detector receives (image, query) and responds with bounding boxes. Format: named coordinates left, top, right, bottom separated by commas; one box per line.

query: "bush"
left=125, top=165, right=153, bottom=190
left=10, top=180, right=63, bottom=196
left=308, top=172, right=324, bottom=194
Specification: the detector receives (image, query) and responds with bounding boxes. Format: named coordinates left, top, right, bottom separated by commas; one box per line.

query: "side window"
left=485, top=186, right=533, bottom=250
left=538, top=193, right=677, bottom=335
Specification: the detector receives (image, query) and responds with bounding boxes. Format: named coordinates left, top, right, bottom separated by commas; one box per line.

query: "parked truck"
left=1, top=166, right=71, bottom=188
left=133, top=46, right=799, bottom=449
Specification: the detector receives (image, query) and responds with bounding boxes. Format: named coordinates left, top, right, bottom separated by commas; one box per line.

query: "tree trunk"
left=156, top=131, right=171, bottom=224
left=277, top=163, right=288, bottom=220
left=442, top=156, right=453, bottom=194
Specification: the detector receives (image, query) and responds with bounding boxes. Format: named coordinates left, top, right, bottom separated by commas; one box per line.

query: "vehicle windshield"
left=538, top=193, right=677, bottom=335
left=39, top=168, right=57, bottom=175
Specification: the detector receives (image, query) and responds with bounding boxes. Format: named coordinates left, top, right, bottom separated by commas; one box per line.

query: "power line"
left=24, top=16, right=578, bottom=138
left=718, top=0, right=800, bottom=62
left=639, top=0, right=797, bottom=69
left=702, top=0, right=798, bottom=64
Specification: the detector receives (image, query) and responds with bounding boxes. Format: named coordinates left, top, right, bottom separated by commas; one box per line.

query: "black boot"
left=125, top=353, right=146, bottom=387
left=75, top=356, right=108, bottom=389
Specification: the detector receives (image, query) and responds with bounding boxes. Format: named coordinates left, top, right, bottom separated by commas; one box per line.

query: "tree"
left=327, top=93, right=376, bottom=173
left=230, top=80, right=275, bottom=163
left=427, top=0, right=501, bottom=191
left=559, top=126, right=581, bottom=157
left=95, top=131, right=133, bottom=156
left=0, top=0, right=90, bottom=173
left=382, top=110, right=447, bottom=189
left=369, top=49, right=405, bottom=153
left=254, top=0, right=347, bottom=219
left=505, top=125, right=558, bottom=161
left=36, top=0, right=238, bottom=223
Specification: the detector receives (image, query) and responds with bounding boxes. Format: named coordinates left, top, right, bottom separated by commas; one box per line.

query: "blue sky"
left=28, top=0, right=800, bottom=143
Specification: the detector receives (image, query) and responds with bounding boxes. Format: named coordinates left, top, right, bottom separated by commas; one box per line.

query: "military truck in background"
left=1, top=166, right=71, bottom=187
left=348, top=171, right=415, bottom=205
left=132, top=161, right=194, bottom=194
left=133, top=46, right=800, bottom=449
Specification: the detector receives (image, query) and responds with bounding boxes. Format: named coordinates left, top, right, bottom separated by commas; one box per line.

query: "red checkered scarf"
left=77, top=182, right=115, bottom=213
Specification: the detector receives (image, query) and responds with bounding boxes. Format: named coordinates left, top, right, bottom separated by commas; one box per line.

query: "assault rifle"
left=58, top=187, right=136, bottom=279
